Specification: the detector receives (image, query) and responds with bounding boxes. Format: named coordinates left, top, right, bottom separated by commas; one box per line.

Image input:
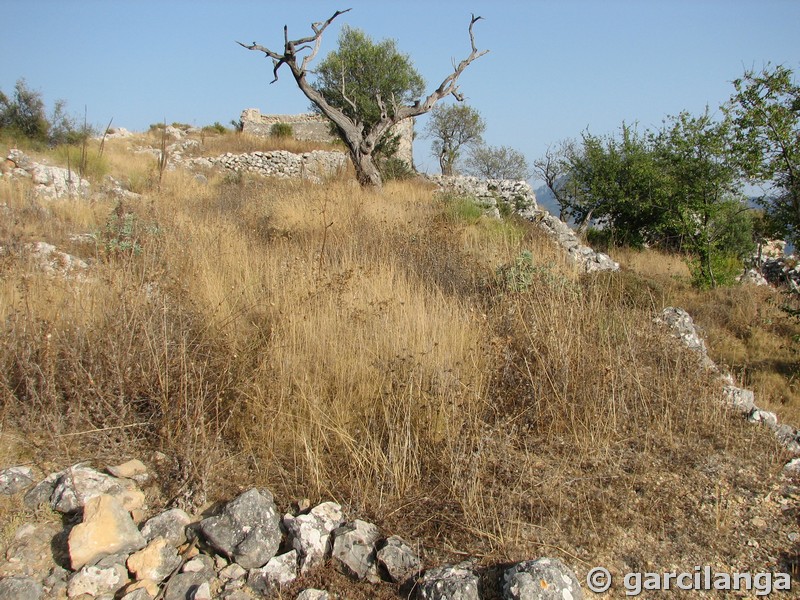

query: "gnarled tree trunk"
left=239, top=10, right=487, bottom=189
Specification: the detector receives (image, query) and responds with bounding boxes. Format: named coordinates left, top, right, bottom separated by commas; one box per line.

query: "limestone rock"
left=68, top=494, right=147, bottom=570
left=748, top=409, right=778, bottom=428
left=376, top=535, right=421, bottom=583
left=106, top=460, right=150, bottom=485
left=0, top=576, right=43, bottom=600
left=119, top=588, right=153, bottom=600
left=502, top=557, right=584, bottom=600
left=24, top=471, right=62, bottom=509
left=0, top=522, right=62, bottom=580
left=283, top=501, right=343, bottom=571
left=162, top=571, right=213, bottom=600
left=723, top=386, right=756, bottom=414
left=199, top=488, right=281, bottom=569
left=127, top=538, right=182, bottom=583
left=51, top=465, right=145, bottom=514
left=140, top=508, right=191, bottom=547
left=0, top=466, right=35, bottom=495
left=296, top=590, right=330, bottom=600
left=417, top=562, right=480, bottom=600
left=182, top=554, right=215, bottom=574
left=121, top=578, right=160, bottom=598
left=246, top=550, right=298, bottom=594
left=331, top=520, right=381, bottom=581
left=67, top=563, right=128, bottom=598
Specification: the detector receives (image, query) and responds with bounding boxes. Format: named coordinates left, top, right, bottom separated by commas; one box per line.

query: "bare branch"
left=396, top=14, right=487, bottom=120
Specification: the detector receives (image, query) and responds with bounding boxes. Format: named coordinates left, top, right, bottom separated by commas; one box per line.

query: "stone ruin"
left=240, top=108, right=415, bottom=168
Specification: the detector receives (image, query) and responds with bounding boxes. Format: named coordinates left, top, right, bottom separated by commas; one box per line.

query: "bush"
left=270, top=122, right=293, bottom=138
left=202, top=122, right=227, bottom=135
left=379, top=157, right=415, bottom=181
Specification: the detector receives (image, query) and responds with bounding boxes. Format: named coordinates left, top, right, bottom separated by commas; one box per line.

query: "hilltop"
left=0, top=128, right=798, bottom=598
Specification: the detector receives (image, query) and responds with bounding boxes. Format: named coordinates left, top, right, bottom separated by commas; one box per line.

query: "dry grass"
left=0, top=148, right=797, bottom=596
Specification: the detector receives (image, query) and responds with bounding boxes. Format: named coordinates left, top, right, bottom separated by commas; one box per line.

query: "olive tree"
left=464, top=144, right=531, bottom=181
left=239, top=9, right=487, bottom=188
left=424, top=103, right=485, bottom=175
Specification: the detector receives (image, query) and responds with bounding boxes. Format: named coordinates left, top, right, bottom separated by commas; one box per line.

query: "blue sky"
left=2, top=1, right=798, bottom=182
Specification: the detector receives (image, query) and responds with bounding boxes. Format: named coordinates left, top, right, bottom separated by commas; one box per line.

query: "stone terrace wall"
left=427, top=175, right=620, bottom=274
left=187, top=150, right=348, bottom=183
left=241, top=108, right=414, bottom=167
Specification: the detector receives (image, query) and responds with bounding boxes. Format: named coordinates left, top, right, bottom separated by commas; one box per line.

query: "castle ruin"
left=240, top=108, right=414, bottom=168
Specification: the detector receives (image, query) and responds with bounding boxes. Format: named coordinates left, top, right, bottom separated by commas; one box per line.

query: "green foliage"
left=688, top=253, right=745, bottom=289
left=424, top=103, right=485, bottom=175
left=442, top=194, right=484, bottom=222
left=202, top=122, right=228, bottom=135
left=465, top=144, right=531, bottom=180
left=313, top=26, right=425, bottom=130
left=0, top=79, right=49, bottom=141
left=270, top=122, right=294, bottom=138
left=726, top=64, right=800, bottom=246
left=378, top=157, right=414, bottom=181
left=497, top=250, right=536, bottom=292
left=100, top=203, right=160, bottom=258
left=54, top=145, right=109, bottom=181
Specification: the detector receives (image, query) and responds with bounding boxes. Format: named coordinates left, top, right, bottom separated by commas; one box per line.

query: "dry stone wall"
left=427, top=175, right=620, bottom=274
left=190, top=150, right=349, bottom=183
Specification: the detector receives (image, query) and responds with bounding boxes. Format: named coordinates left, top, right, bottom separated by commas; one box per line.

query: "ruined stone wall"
left=240, top=108, right=414, bottom=167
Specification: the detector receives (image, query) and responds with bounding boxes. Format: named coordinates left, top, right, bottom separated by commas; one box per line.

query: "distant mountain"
left=533, top=183, right=561, bottom=218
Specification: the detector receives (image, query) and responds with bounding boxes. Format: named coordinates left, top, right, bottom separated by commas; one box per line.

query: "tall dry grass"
left=0, top=164, right=790, bottom=583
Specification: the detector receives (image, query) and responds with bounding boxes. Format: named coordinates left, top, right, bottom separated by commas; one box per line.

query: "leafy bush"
left=270, top=122, right=294, bottom=138
left=379, top=157, right=414, bottom=181
left=202, top=121, right=227, bottom=135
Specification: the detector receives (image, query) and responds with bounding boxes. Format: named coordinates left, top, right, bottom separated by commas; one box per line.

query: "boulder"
left=296, top=590, right=330, bottom=600
left=199, top=488, right=281, bottom=569
left=246, top=550, right=298, bottom=594
left=140, top=508, right=191, bottom=547
left=0, top=522, right=62, bottom=580
left=68, top=494, right=147, bottom=570
left=66, top=563, right=129, bottom=598
left=502, top=557, right=583, bottom=600
left=0, top=576, right=43, bottom=600
left=283, top=501, right=343, bottom=571
left=331, top=520, right=381, bottom=581
left=50, top=465, right=145, bottom=514
left=376, top=535, right=422, bottom=583
left=106, top=460, right=150, bottom=485
left=417, top=562, right=480, bottom=600
left=0, top=466, right=35, bottom=495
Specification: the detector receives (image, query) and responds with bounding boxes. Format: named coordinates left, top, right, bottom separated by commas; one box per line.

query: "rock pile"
left=0, top=462, right=583, bottom=600
left=427, top=175, right=619, bottom=274
left=657, top=307, right=800, bottom=456
left=2, top=150, right=90, bottom=200
left=188, top=151, right=348, bottom=184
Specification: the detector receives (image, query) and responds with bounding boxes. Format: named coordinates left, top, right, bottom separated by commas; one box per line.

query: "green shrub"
left=688, top=253, right=745, bottom=289
left=270, top=122, right=293, bottom=138
left=442, top=194, right=484, bottom=223
left=379, top=157, right=415, bottom=181
left=202, top=122, right=227, bottom=135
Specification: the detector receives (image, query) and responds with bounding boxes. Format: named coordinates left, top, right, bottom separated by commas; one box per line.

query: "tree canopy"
left=465, top=144, right=530, bottom=181
left=424, top=103, right=485, bottom=175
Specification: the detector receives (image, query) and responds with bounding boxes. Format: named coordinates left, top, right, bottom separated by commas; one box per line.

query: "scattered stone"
left=246, top=550, right=298, bottom=594
left=331, top=520, right=381, bottom=582
left=0, top=466, right=35, bottom=495
left=376, top=535, right=422, bottom=583
left=784, top=458, right=800, bottom=475
left=120, top=588, right=153, bottom=600
left=199, top=488, right=281, bottom=569
left=127, top=538, right=182, bottom=583
left=503, top=557, right=584, bottom=600
left=140, top=508, right=191, bottom=547
left=182, top=555, right=215, bottom=574
left=0, top=521, right=61, bottom=580
left=68, top=494, right=147, bottom=570
left=26, top=242, right=89, bottom=278
left=122, top=578, right=160, bottom=598
left=417, top=562, right=480, bottom=600
left=162, top=571, right=211, bottom=600
left=24, top=471, right=62, bottom=509
left=107, top=460, right=150, bottom=485
left=219, top=563, right=246, bottom=581
left=296, top=590, right=330, bottom=600
left=5, top=149, right=90, bottom=199
left=284, top=501, right=344, bottom=571
left=192, top=581, right=212, bottom=600
left=67, top=563, right=128, bottom=598
left=0, top=576, right=43, bottom=600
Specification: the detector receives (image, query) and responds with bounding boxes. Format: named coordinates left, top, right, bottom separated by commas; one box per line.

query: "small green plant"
left=270, top=122, right=293, bottom=138
left=202, top=121, right=227, bottom=135
left=379, top=157, right=414, bottom=181
left=497, top=249, right=537, bottom=292
left=688, top=253, right=745, bottom=289
left=442, top=194, right=484, bottom=223
left=99, top=203, right=160, bottom=258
